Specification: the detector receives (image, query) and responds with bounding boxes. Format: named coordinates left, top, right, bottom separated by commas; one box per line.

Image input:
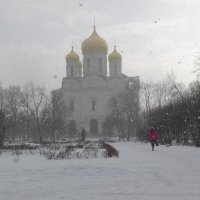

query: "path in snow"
left=0, top=142, right=200, bottom=200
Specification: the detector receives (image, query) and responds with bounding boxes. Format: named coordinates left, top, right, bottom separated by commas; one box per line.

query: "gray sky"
left=0, top=0, right=200, bottom=90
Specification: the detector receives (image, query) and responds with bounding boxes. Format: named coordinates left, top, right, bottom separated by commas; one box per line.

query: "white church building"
left=56, top=26, right=140, bottom=136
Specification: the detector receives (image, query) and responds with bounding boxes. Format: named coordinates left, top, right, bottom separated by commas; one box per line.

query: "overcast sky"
left=0, top=0, right=200, bottom=90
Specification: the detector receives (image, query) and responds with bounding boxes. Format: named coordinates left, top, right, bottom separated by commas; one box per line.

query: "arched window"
left=71, top=65, right=74, bottom=77
left=114, top=65, right=117, bottom=76
left=70, top=101, right=74, bottom=111
left=92, top=100, right=96, bottom=111
left=87, top=58, right=90, bottom=72
left=99, top=58, right=102, bottom=73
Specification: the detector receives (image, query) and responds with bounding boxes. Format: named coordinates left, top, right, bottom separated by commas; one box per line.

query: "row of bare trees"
left=139, top=72, right=200, bottom=146
left=2, top=71, right=199, bottom=146
left=0, top=82, right=76, bottom=147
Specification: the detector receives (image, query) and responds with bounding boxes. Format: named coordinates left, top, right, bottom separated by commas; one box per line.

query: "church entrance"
left=90, top=119, right=98, bottom=136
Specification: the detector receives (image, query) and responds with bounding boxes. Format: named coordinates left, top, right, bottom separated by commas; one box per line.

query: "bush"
left=99, top=142, right=119, bottom=158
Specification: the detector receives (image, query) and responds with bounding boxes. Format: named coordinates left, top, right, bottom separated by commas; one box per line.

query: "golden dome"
left=81, top=26, right=108, bottom=53
left=108, top=46, right=122, bottom=60
left=66, top=47, right=80, bottom=62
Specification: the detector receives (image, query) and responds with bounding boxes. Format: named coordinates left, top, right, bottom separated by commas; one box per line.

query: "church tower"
left=108, top=46, right=122, bottom=77
left=81, top=26, right=108, bottom=77
left=66, top=47, right=81, bottom=78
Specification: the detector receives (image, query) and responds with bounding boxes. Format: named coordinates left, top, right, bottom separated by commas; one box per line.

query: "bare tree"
left=41, top=90, right=68, bottom=142
left=66, top=120, right=78, bottom=139
left=20, top=83, right=46, bottom=143
left=140, top=81, right=154, bottom=126
left=108, top=96, right=127, bottom=140
left=108, top=81, right=139, bottom=141
left=0, top=82, right=5, bottom=110
left=0, top=110, right=6, bottom=148
left=0, top=84, right=16, bottom=146
left=102, top=115, right=114, bottom=138
left=4, top=86, right=21, bottom=140
left=167, top=70, right=185, bottom=102
left=152, top=80, right=169, bottom=108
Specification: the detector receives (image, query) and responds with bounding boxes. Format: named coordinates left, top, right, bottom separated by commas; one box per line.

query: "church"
left=56, top=26, right=140, bottom=137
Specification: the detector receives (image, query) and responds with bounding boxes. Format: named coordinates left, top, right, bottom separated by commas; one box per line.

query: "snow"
left=1, top=142, right=200, bottom=200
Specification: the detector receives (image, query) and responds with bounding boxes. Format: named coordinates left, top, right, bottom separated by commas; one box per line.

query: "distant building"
left=55, top=26, right=139, bottom=136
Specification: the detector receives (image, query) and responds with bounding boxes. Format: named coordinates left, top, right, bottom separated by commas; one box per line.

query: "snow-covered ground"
left=0, top=142, right=200, bottom=200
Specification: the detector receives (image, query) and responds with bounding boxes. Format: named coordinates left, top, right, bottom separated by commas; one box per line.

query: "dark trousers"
left=151, top=140, right=156, bottom=151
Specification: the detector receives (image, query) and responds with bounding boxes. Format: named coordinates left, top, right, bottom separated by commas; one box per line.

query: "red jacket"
left=148, top=130, right=158, bottom=141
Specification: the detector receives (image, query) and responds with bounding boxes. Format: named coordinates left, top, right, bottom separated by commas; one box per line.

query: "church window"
left=71, top=65, right=74, bottom=77
left=70, top=101, right=74, bottom=111
left=92, top=100, right=96, bottom=111
left=114, top=65, right=117, bottom=76
left=113, top=99, right=118, bottom=111
left=99, top=58, right=102, bottom=73
left=87, top=58, right=90, bottom=72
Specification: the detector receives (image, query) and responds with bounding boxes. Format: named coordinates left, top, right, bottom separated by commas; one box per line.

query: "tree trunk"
left=0, top=127, right=5, bottom=148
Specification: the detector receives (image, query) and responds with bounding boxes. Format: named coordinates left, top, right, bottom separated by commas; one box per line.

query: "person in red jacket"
left=148, top=127, right=158, bottom=151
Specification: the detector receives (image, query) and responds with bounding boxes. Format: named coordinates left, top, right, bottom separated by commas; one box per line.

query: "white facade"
left=56, top=27, right=140, bottom=136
